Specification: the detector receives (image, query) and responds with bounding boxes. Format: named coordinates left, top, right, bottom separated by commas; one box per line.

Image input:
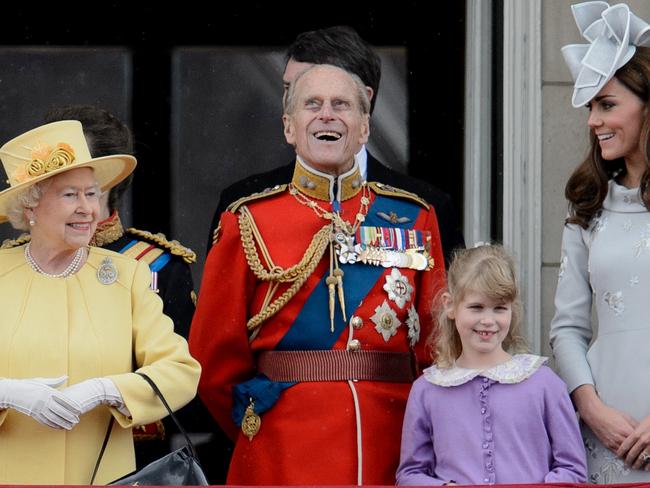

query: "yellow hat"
left=0, top=120, right=136, bottom=223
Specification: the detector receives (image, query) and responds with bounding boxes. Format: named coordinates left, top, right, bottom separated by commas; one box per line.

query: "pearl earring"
left=29, top=219, right=35, bottom=227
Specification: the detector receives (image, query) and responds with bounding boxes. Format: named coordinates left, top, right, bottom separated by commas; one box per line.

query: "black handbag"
left=91, top=373, right=208, bottom=486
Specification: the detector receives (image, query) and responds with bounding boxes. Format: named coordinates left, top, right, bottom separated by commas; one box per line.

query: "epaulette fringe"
left=367, top=182, right=430, bottom=209
left=227, top=184, right=288, bottom=213
left=126, top=228, right=196, bottom=264
left=1, top=233, right=31, bottom=249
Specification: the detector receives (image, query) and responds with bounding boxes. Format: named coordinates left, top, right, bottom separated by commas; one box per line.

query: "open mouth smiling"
left=314, top=131, right=342, bottom=142
left=474, top=330, right=497, bottom=338
left=68, top=223, right=92, bottom=231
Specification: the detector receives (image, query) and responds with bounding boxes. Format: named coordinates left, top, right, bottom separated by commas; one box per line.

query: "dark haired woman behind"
left=551, top=2, right=650, bottom=483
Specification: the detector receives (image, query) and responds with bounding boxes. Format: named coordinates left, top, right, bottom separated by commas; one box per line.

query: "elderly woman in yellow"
left=0, top=120, right=201, bottom=484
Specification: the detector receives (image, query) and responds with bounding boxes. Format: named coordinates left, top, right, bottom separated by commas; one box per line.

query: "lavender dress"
left=396, top=354, right=587, bottom=485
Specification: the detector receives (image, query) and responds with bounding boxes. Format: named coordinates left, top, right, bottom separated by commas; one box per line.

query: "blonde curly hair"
left=432, top=244, right=528, bottom=368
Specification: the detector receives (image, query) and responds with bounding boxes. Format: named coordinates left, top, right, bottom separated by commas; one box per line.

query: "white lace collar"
left=423, top=354, right=548, bottom=387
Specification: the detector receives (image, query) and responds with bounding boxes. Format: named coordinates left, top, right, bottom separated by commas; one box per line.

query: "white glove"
left=62, top=378, right=129, bottom=416
left=0, top=376, right=81, bottom=430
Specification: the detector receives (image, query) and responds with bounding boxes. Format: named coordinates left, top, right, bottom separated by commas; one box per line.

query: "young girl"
left=396, top=245, right=587, bottom=485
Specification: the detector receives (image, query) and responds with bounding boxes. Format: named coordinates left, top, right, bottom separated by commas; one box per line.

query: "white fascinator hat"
left=562, top=1, right=650, bottom=108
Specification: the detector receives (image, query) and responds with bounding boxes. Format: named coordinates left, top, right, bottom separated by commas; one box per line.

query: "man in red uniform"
left=190, top=64, right=445, bottom=485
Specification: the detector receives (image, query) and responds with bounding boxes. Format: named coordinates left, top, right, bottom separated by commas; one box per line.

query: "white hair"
left=6, top=180, right=51, bottom=231
left=283, top=64, right=371, bottom=116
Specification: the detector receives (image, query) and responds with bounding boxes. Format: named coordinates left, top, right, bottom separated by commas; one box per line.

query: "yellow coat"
left=0, top=245, right=201, bottom=484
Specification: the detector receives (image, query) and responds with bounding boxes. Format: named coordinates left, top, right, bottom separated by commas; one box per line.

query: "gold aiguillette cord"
left=333, top=256, right=346, bottom=322
left=288, top=183, right=367, bottom=333
left=326, top=227, right=348, bottom=333
left=326, top=241, right=337, bottom=333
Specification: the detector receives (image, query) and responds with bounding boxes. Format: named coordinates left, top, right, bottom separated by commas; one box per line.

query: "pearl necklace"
left=24, top=243, right=85, bottom=278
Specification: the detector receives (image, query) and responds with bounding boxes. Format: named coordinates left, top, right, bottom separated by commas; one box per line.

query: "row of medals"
left=332, top=230, right=429, bottom=270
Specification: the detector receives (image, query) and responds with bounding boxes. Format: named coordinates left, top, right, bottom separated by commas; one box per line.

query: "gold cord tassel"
left=326, top=241, right=336, bottom=332
left=326, top=275, right=337, bottom=333
left=333, top=267, right=346, bottom=321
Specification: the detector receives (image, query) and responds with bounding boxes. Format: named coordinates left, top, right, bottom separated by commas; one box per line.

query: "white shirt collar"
left=355, top=145, right=368, bottom=181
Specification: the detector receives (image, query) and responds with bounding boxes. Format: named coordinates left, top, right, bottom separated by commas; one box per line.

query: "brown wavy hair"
left=566, top=47, right=650, bottom=228
left=431, top=245, right=528, bottom=368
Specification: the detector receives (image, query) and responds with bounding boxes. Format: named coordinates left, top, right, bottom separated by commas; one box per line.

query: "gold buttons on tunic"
left=350, top=315, right=363, bottom=329
left=348, top=339, right=361, bottom=351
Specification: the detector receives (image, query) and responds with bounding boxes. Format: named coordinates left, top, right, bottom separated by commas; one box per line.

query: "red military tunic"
left=190, top=160, right=445, bottom=484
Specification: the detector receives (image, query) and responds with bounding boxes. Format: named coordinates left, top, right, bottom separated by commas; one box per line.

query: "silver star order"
left=371, top=300, right=401, bottom=342
left=383, top=268, right=413, bottom=309
left=406, top=305, right=420, bottom=346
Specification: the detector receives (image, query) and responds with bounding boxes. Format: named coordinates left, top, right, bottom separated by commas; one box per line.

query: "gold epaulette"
left=1, top=233, right=31, bottom=249
left=368, top=182, right=430, bottom=210
left=126, top=228, right=196, bottom=264
left=227, top=184, right=288, bottom=213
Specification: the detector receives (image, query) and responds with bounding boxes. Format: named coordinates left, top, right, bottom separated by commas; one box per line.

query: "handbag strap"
left=91, top=416, right=115, bottom=485
left=90, top=372, right=198, bottom=484
left=135, top=372, right=199, bottom=458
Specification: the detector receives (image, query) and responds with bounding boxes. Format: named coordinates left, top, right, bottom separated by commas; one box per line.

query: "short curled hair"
left=283, top=64, right=371, bottom=116
left=6, top=180, right=51, bottom=230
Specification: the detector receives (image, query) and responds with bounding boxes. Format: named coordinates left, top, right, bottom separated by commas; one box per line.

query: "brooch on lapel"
left=97, top=257, right=118, bottom=285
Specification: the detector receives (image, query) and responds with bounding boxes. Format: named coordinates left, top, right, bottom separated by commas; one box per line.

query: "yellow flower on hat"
left=45, top=143, right=75, bottom=171
left=11, top=141, right=76, bottom=183
left=25, top=159, right=46, bottom=178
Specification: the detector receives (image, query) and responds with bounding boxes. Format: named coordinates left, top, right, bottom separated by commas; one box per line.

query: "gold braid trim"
left=239, top=206, right=330, bottom=283
left=90, top=213, right=124, bottom=247
left=1, top=233, right=31, bottom=249
left=368, top=181, right=430, bottom=209
left=126, top=228, right=196, bottom=264
left=227, top=184, right=287, bottom=213
left=238, top=206, right=331, bottom=332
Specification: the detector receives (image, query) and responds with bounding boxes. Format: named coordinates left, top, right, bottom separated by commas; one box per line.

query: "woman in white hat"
left=551, top=1, right=650, bottom=483
left=0, top=120, right=200, bottom=484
